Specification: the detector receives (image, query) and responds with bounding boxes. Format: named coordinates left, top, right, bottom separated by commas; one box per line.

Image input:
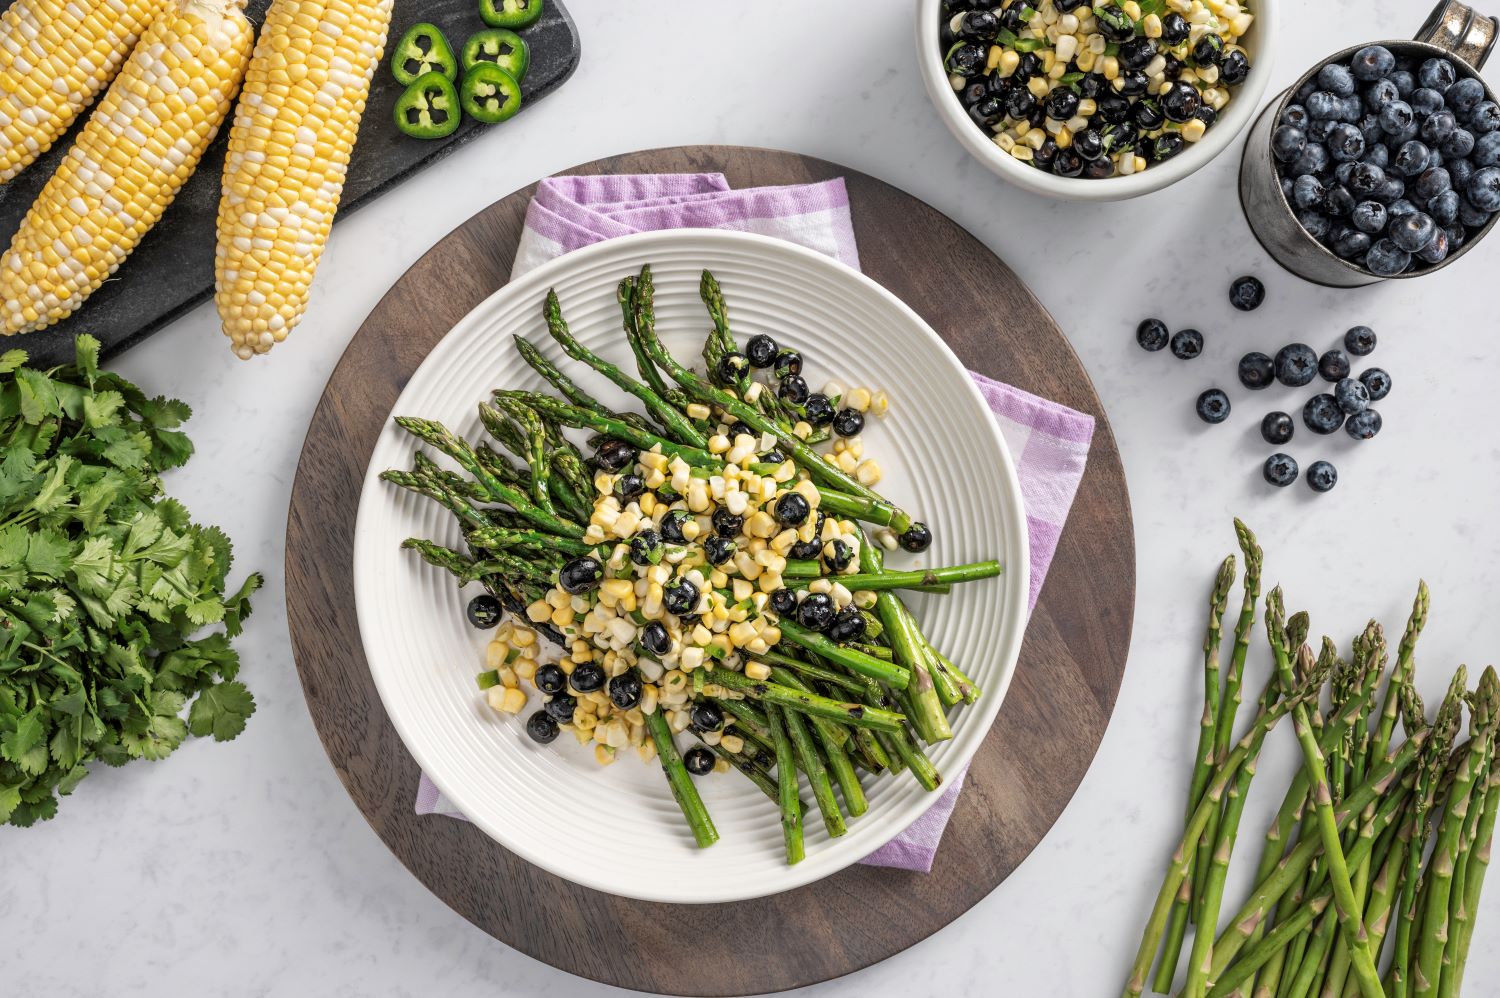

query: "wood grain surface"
left=285, top=145, right=1135, bottom=996
left=1, top=0, right=579, bottom=367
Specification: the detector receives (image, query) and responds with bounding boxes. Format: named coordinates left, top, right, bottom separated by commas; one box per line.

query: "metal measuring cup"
left=1238, top=0, right=1499, bottom=287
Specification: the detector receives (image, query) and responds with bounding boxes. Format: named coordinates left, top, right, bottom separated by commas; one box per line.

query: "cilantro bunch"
left=0, top=336, right=262, bottom=827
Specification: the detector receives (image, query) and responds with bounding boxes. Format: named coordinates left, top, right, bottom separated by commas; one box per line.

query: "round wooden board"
left=286, top=145, right=1135, bottom=996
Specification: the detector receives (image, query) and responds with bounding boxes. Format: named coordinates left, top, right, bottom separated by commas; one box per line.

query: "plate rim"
left=351, top=227, right=1031, bottom=903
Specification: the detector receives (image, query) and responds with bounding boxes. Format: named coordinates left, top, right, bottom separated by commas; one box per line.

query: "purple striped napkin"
left=415, top=174, right=1095, bottom=873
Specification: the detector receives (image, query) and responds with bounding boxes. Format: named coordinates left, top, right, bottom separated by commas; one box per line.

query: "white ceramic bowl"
left=916, top=0, right=1278, bottom=202
left=354, top=228, right=1030, bottom=903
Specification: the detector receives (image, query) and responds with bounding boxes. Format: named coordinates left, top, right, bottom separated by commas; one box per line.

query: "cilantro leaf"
left=2, top=710, right=49, bottom=776
left=187, top=681, right=255, bottom=741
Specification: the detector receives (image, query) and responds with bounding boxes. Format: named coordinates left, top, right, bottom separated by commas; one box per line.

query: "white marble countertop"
left=6, top=1, right=1500, bottom=995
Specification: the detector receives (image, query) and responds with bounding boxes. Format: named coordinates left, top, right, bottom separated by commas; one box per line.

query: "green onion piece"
left=476, top=670, right=502, bottom=690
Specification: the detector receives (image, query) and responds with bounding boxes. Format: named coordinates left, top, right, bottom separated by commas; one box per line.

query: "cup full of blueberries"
left=1237, top=0, right=1499, bottom=286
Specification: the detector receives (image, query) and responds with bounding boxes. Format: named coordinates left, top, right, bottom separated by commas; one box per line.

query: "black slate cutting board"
left=0, top=0, right=580, bottom=367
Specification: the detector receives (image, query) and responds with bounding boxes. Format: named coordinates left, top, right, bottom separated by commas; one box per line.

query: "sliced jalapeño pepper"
left=479, top=0, right=544, bottom=30
left=395, top=71, right=461, bottom=139
left=461, top=64, right=522, bottom=124
left=461, top=28, right=529, bottom=81
left=391, top=23, right=457, bottom=87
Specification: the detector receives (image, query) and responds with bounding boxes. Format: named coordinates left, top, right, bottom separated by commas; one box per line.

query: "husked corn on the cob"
left=0, top=0, right=166, bottom=184
left=0, top=0, right=253, bottom=336
left=215, top=0, right=395, bottom=360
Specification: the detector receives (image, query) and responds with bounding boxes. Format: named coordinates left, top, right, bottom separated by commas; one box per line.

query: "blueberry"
left=1269, top=125, right=1306, bottom=165
left=1469, top=101, right=1500, bottom=134
left=1052, top=148, right=1085, bottom=178
left=1365, top=239, right=1412, bottom=276
left=1153, top=133, right=1186, bottom=162
left=1303, top=394, right=1345, bottom=434
left=1359, top=367, right=1392, bottom=401
left=1334, top=161, right=1358, bottom=187
left=768, top=588, right=797, bottom=616
left=1331, top=228, right=1372, bottom=260
left=640, top=620, right=671, bottom=657
left=1044, top=86, right=1080, bottom=121
left=1238, top=352, right=1275, bottom=389
left=526, top=712, right=560, bottom=744
left=1273, top=343, right=1319, bottom=387
left=559, top=556, right=604, bottom=595
left=1364, top=77, right=1400, bottom=112
left=1263, top=453, right=1300, bottom=488
left=1344, top=325, right=1377, bottom=355
left=1417, top=228, right=1451, bottom=264
left=1118, top=37, right=1157, bottom=71
left=1196, top=388, right=1231, bottom=424
left=1346, top=409, right=1383, bottom=440
left=1191, top=33, right=1224, bottom=67
left=1306, top=461, right=1339, bottom=494
left=1281, top=176, right=1296, bottom=199
left=778, top=373, right=809, bottom=404
left=899, top=522, right=933, bottom=553
left=1334, top=377, right=1370, bottom=414
left=1429, top=189, right=1462, bottom=225
left=1220, top=50, right=1251, bottom=87
left=1137, top=317, right=1170, bottom=351
left=1162, top=82, right=1201, bottom=123
left=1308, top=91, right=1344, bottom=120
left=1390, top=70, right=1417, bottom=97
left=466, top=594, right=503, bottom=629
left=1316, top=62, right=1356, bottom=97
left=1446, top=223, right=1469, bottom=249
left=1351, top=200, right=1387, bottom=234
left=1282, top=104, right=1311, bottom=129
left=1229, top=275, right=1265, bottom=311
left=773, top=349, right=803, bottom=378
left=1362, top=142, right=1391, bottom=170
left=1463, top=165, right=1500, bottom=213
left=803, top=393, right=835, bottom=427
left=594, top=438, right=637, bottom=472
left=1389, top=211, right=1437, bottom=252
left=1292, top=144, right=1330, bottom=177
left=1170, top=329, right=1204, bottom=360
left=664, top=578, right=699, bottom=616
left=827, top=607, right=867, bottom=643
left=1379, top=101, right=1415, bottom=134
left=1387, top=198, right=1418, bottom=219
left=1339, top=95, right=1365, bottom=123
left=1411, top=87, right=1446, bottom=117
left=1323, top=184, right=1356, bottom=217
left=1318, top=349, right=1351, bottom=382
left=534, top=664, right=567, bottom=695
left=1293, top=174, right=1327, bottom=211
left=1161, top=11, right=1190, bottom=43
left=1348, top=162, right=1386, bottom=197
left=796, top=592, right=836, bottom=631
left=1377, top=176, right=1407, bottom=203
left=716, top=352, right=751, bottom=384
left=1298, top=210, right=1332, bottom=241
left=689, top=701, right=723, bottom=733
left=1419, top=58, right=1457, bottom=93
left=613, top=473, right=646, bottom=503
left=832, top=407, right=864, bottom=437
left=608, top=672, right=643, bottom=710
left=745, top=334, right=778, bottom=368
left=1448, top=77, right=1487, bottom=114
left=1442, top=128, right=1476, bottom=159
left=1351, top=45, right=1396, bottom=81
left=543, top=693, right=577, bottom=724
left=1327, top=123, right=1366, bottom=162
left=1412, top=167, right=1451, bottom=202
left=1261, top=411, right=1295, bottom=445
left=703, top=535, right=735, bottom=565
left=1422, top=110, right=1458, bottom=146
left=569, top=662, right=605, bottom=694
left=774, top=491, right=811, bottom=527
left=683, top=745, right=714, bottom=776
left=1394, top=139, right=1430, bottom=176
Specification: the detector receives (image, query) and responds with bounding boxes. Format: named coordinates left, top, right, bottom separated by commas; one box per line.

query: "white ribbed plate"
left=353, top=229, right=1029, bottom=903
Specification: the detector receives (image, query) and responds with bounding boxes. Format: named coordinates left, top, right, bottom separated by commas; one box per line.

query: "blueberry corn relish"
left=940, top=0, right=1254, bottom=179
left=1272, top=46, right=1500, bottom=276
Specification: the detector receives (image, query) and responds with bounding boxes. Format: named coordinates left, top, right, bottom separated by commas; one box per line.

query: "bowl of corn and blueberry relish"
left=918, top=0, right=1276, bottom=200
left=354, top=229, right=1030, bottom=902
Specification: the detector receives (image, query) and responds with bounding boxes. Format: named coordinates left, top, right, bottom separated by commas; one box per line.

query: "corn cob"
left=0, top=0, right=167, bottom=184
left=0, top=0, right=254, bottom=336
left=215, top=0, right=395, bottom=360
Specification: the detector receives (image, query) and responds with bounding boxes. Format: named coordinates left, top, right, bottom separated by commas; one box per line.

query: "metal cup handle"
left=1416, top=0, right=1498, bottom=69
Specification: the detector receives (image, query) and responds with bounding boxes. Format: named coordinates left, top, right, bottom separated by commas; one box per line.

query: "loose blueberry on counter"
left=1334, top=377, right=1370, bottom=415
left=1239, top=352, right=1275, bottom=390
left=593, top=437, right=637, bottom=472
left=833, top=407, right=865, bottom=437
left=899, top=522, right=934, bottom=553
left=1318, top=349, right=1351, bottom=382
left=1264, top=453, right=1300, bottom=488
left=1359, top=367, right=1392, bottom=401
left=1261, top=411, right=1295, bottom=445
left=1229, top=275, right=1265, bottom=311
left=609, top=672, right=643, bottom=710
left=1137, top=318, right=1171, bottom=352
left=569, top=662, right=606, bottom=694
left=778, top=373, right=810, bottom=405
left=1304, top=394, right=1346, bottom=434
left=534, top=663, right=567, bottom=695
left=1346, top=409, right=1383, bottom=440
left=664, top=579, right=700, bottom=616
left=690, top=701, right=724, bottom=733
left=559, top=556, right=604, bottom=595
left=745, top=334, right=778, bottom=368
left=828, top=607, right=867, bottom=643
left=769, top=588, right=798, bottom=617
left=797, top=592, right=836, bottom=631
left=1170, top=328, right=1204, bottom=360
left=1307, top=460, right=1339, bottom=493
left=1273, top=343, right=1318, bottom=387
left=773, top=349, right=803, bottom=379
left=466, top=593, right=502, bottom=629
left=543, top=693, right=577, bottom=724
left=683, top=745, right=715, bottom=777
left=774, top=491, right=811, bottom=527
left=1196, top=389, right=1231, bottom=424
left=1345, top=325, right=1378, bottom=355
left=526, top=712, right=560, bottom=744
left=640, top=621, right=672, bottom=657
left=804, top=393, right=835, bottom=427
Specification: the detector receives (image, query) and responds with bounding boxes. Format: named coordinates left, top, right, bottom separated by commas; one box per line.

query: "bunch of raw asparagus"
left=383, top=264, right=1001, bottom=862
left=1125, top=521, right=1498, bottom=998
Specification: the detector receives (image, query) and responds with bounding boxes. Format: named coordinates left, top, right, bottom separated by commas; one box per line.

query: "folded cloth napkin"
left=415, top=173, right=1096, bottom=873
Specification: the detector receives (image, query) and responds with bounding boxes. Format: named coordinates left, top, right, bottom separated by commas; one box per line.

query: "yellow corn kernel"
left=745, top=660, right=771, bottom=681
